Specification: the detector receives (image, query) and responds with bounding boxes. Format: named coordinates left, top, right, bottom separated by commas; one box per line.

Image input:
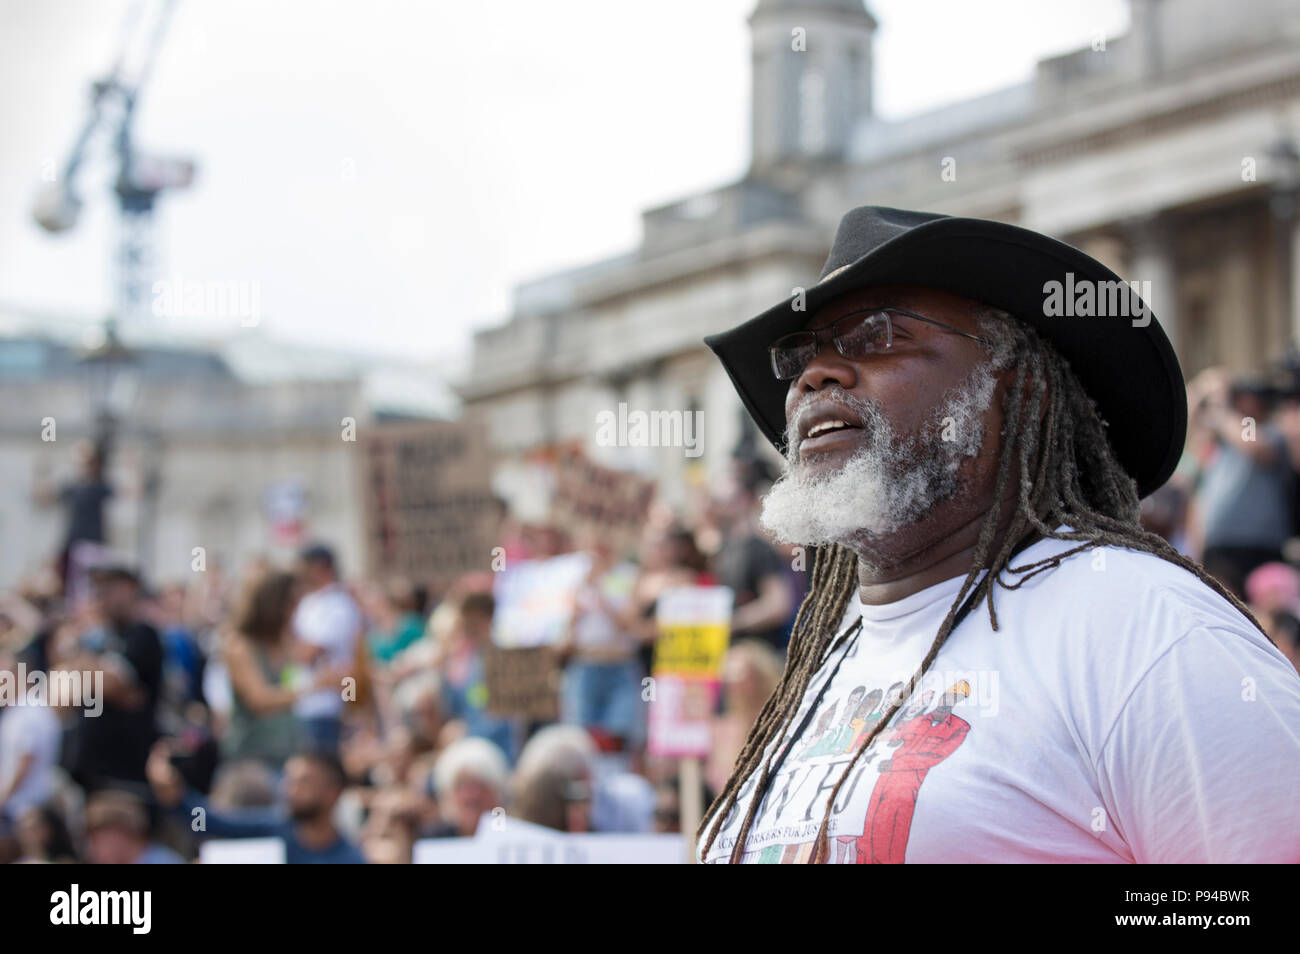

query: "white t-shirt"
left=292, top=583, right=361, bottom=719
left=699, top=528, right=1300, bottom=863
left=572, top=565, right=638, bottom=655
left=0, top=704, right=61, bottom=820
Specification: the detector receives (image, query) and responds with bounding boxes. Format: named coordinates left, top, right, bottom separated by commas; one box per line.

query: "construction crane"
left=32, top=0, right=195, bottom=329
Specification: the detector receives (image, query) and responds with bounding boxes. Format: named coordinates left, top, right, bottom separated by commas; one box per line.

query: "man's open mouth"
left=798, top=416, right=864, bottom=457
left=805, top=419, right=858, bottom=439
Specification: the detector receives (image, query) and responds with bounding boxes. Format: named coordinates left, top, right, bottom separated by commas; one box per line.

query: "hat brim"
left=704, top=216, right=1186, bottom=499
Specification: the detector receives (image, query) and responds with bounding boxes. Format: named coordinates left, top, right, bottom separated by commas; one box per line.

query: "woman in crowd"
left=362, top=577, right=425, bottom=665
left=625, top=522, right=718, bottom=678
left=222, top=571, right=335, bottom=771
left=556, top=532, right=644, bottom=752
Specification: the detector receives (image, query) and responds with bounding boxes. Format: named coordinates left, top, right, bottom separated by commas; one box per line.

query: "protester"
left=556, top=532, right=643, bottom=751
left=510, top=725, right=595, bottom=833
left=147, top=743, right=366, bottom=864
left=695, top=204, right=1300, bottom=864
left=0, top=649, right=61, bottom=824
left=626, top=522, right=718, bottom=676
left=359, top=784, right=421, bottom=863
left=84, top=790, right=184, bottom=864
left=705, top=639, right=783, bottom=801
left=437, top=592, right=515, bottom=761
left=56, top=565, right=163, bottom=792
left=1189, top=368, right=1298, bottom=599
left=709, top=458, right=795, bottom=652
left=222, top=571, right=309, bottom=771
left=424, top=736, right=508, bottom=838
left=1244, top=561, right=1300, bottom=672
left=363, top=578, right=425, bottom=664
left=291, top=544, right=362, bottom=755
left=146, top=582, right=206, bottom=728
left=12, top=804, right=78, bottom=864
left=36, top=440, right=112, bottom=590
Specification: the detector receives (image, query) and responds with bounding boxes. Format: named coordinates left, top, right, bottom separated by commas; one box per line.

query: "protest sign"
left=648, top=584, right=733, bottom=861
left=647, top=585, right=734, bottom=760
left=413, top=816, right=683, bottom=864
left=491, top=552, right=590, bottom=649
left=198, top=838, right=287, bottom=864
left=361, top=417, right=501, bottom=582
left=484, top=645, right=561, bottom=720
left=549, top=443, right=656, bottom=556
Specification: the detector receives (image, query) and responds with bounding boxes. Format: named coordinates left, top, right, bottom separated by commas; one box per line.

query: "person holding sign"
left=556, top=533, right=643, bottom=752
left=441, top=592, right=517, bottom=762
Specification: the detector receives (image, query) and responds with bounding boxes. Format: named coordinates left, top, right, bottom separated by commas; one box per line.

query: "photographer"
left=54, top=565, right=163, bottom=793
left=1188, top=368, right=1297, bottom=600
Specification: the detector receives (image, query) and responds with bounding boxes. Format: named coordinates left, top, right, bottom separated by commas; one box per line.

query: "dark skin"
left=784, top=284, right=1044, bottom=606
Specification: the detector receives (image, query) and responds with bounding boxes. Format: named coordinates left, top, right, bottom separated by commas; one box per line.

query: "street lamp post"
left=79, top=316, right=137, bottom=464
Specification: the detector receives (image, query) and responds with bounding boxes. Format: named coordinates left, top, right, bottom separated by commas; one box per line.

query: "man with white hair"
left=425, top=737, right=508, bottom=839
left=509, top=725, right=596, bottom=834
left=511, top=726, right=654, bottom=834
left=696, top=205, right=1300, bottom=864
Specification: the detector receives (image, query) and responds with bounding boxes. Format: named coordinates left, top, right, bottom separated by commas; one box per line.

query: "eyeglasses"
left=768, top=307, right=992, bottom=381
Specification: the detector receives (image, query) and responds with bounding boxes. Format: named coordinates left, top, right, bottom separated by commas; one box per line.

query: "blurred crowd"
left=0, top=457, right=804, bottom=864
left=6, top=351, right=1300, bottom=864
left=1146, top=359, right=1300, bottom=669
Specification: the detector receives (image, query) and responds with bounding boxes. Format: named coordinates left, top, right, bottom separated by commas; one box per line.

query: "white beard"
left=759, top=361, right=1000, bottom=547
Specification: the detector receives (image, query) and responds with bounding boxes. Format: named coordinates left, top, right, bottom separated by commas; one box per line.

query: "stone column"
left=1123, top=214, right=1179, bottom=356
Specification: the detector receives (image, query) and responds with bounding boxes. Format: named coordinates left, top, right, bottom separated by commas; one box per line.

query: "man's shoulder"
left=316, top=585, right=361, bottom=613
left=990, top=535, right=1299, bottom=772
left=1023, top=534, right=1233, bottom=605
left=296, top=586, right=361, bottom=625
left=1002, top=534, right=1262, bottom=649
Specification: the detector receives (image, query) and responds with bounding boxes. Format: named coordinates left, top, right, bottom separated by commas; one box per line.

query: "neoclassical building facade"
left=461, top=0, right=1300, bottom=518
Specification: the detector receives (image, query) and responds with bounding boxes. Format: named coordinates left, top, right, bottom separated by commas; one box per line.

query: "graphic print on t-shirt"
left=708, top=666, right=973, bottom=864
left=846, top=681, right=969, bottom=863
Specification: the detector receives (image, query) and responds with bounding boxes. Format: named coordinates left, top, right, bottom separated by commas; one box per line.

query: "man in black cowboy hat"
left=696, top=206, right=1300, bottom=864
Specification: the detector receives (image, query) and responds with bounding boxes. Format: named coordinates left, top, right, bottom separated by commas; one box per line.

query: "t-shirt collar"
left=855, top=523, right=1073, bottom=623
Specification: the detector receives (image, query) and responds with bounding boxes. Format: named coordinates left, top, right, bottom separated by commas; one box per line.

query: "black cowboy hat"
left=703, top=206, right=1186, bottom=498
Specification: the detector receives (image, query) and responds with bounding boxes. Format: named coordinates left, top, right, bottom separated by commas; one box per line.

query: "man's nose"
left=791, top=339, right=860, bottom=397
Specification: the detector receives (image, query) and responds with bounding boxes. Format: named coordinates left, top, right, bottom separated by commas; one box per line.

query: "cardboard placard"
left=361, top=418, right=500, bottom=582
left=484, top=645, right=561, bottom=721
left=549, top=443, right=656, bottom=555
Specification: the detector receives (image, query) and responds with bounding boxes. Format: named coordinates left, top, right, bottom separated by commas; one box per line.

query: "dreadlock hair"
left=697, top=305, right=1275, bottom=864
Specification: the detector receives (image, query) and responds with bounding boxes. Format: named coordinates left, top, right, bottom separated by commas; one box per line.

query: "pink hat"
left=1244, top=562, right=1300, bottom=608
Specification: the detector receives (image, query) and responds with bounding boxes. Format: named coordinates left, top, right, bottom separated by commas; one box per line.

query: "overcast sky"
left=0, top=0, right=1129, bottom=368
